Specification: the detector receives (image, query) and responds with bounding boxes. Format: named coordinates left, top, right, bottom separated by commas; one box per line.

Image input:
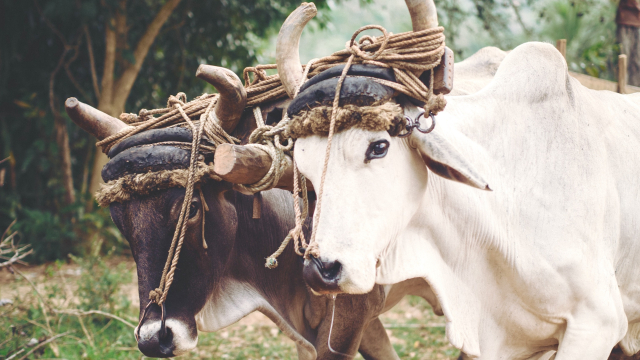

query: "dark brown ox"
left=64, top=59, right=402, bottom=358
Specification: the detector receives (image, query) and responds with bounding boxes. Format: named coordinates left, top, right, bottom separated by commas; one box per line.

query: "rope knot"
left=120, top=113, right=139, bottom=123
left=427, top=94, right=447, bottom=115
left=167, top=92, right=187, bottom=108
left=149, top=288, right=163, bottom=304
left=265, top=257, right=278, bottom=269
left=347, top=25, right=390, bottom=60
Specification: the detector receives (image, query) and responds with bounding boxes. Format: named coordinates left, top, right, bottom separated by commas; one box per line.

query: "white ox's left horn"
left=411, top=130, right=491, bottom=191
left=276, top=2, right=317, bottom=99
left=405, top=0, right=439, bottom=31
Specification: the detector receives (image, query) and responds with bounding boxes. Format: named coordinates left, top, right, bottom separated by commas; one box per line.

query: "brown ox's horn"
left=196, top=65, right=247, bottom=133
left=405, top=0, right=438, bottom=31
left=213, top=143, right=312, bottom=192
left=65, top=97, right=130, bottom=141
left=276, top=2, right=317, bottom=99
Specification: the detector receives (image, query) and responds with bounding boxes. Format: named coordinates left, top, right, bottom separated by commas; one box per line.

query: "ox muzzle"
left=135, top=302, right=198, bottom=357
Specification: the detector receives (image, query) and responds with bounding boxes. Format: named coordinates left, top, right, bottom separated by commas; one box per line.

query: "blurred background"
left=0, top=0, right=638, bottom=358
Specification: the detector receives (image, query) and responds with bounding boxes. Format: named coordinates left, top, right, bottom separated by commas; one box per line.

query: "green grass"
left=0, top=255, right=458, bottom=359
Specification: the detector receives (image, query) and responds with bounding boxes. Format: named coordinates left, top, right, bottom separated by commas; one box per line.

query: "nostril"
left=304, top=257, right=341, bottom=293
left=320, top=259, right=341, bottom=280
left=311, top=257, right=341, bottom=280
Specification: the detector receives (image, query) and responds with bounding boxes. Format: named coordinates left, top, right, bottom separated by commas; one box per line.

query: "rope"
left=304, top=55, right=355, bottom=259
left=148, top=98, right=214, bottom=305
left=241, top=26, right=446, bottom=111
left=259, top=25, right=447, bottom=265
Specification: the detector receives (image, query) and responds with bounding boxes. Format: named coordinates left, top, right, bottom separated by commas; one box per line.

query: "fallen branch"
left=16, top=331, right=73, bottom=360
left=1, top=220, right=32, bottom=269
left=53, top=309, right=136, bottom=329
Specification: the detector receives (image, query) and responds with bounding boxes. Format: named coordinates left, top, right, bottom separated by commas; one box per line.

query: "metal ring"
left=397, top=115, right=415, bottom=138
left=160, top=302, right=168, bottom=339
left=415, top=112, right=436, bottom=134
left=135, top=300, right=154, bottom=342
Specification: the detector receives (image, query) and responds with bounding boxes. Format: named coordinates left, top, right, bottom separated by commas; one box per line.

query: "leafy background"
left=0, top=0, right=627, bottom=262
left=0, top=0, right=637, bottom=359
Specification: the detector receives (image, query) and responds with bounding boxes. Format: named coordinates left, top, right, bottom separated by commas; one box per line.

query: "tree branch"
left=84, top=25, right=101, bottom=101
left=64, top=35, right=94, bottom=106
left=99, top=17, right=117, bottom=112
left=112, top=0, right=182, bottom=110
left=508, top=0, right=531, bottom=36
left=33, top=0, right=68, bottom=48
left=50, top=45, right=76, bottom=204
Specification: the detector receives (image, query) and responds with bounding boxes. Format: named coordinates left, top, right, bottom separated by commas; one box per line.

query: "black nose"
left=137, top=323, right=175, bottom=358
left=303, top=256, right=342, bottom=293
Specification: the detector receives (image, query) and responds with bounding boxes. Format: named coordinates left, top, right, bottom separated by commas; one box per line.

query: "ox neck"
left=205, top=188, right=311, bottom=336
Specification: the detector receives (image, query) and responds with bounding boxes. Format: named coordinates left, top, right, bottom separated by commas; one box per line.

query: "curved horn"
left=405, top=0, right=438, bottom=31
left=65, top=97, right=129, bottom=141
left=276, top=2, right=317, bottom=99
left=196, top=65, right=247, bottom=133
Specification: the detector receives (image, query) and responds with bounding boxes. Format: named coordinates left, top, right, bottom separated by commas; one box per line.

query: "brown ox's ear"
left=410, top=130, right=491, bottom=191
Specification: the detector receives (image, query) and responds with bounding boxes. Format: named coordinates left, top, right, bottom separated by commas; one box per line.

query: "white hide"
left=450, top=46, right=507, bottom=96
left=294, top=42, right=640, bottom=359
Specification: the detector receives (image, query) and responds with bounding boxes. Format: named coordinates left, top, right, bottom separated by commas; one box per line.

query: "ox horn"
left=196, top=65, right=247, bottom=133
left=65, top=97, right=130, bottom=141
left=276, top=2, right=317, bottom=99
left=405, top=0, right=438, bottom=31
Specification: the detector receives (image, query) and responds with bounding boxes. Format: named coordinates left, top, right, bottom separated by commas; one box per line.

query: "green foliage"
left=0, top=254, right=137, bottom=359
left=0, top=0, right=332, bottom=262
left=70, top=245, right=131, bottom=312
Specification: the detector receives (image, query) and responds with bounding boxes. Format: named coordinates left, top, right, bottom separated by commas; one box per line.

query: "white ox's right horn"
left=276, top=2, right=317, bottom=99
left=405, top=0, right=439, bottom=31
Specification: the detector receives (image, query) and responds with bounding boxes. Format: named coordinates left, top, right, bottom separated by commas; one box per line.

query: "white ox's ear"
left=410, top=129, right=491, bottom=191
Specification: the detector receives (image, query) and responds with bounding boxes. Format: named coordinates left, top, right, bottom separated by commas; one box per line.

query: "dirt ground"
left=0, top=256, right=459, bottom=359
left=3, top=258, right=640, bottom=359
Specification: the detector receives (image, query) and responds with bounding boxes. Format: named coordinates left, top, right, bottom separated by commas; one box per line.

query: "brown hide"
left=110, top=181, right=397, bottom=359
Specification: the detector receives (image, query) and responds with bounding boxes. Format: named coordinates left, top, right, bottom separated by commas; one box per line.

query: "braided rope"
left=148, top=99, right=213, bottom=305
left=304, top=55, right=355, bottom=259
left=242, top=26, right=446, bottom=109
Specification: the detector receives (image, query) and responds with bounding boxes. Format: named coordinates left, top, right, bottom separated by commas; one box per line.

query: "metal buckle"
left=398, top=111, right=436, bottom=137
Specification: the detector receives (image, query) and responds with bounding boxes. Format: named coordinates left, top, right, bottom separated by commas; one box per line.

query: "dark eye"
left=365, top=140, right=390, bottom=162
left=188, top=203, right=198, bottom=219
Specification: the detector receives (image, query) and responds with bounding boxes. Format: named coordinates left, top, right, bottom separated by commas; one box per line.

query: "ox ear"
left=410, top=130, right=491, bottom=191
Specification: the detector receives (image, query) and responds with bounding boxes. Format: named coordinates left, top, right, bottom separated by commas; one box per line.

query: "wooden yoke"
left=433, top=47, right=454, bottom=95
left=213, top=144, right=313, bottom=192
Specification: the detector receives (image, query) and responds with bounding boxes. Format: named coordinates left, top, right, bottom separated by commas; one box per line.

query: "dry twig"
left=53, top=309, right=136, bottom=329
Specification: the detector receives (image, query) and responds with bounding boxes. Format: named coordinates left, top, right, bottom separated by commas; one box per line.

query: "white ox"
left=293, top=42, right=640, bottom=360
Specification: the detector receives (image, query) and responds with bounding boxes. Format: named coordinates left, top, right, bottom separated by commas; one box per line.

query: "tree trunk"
left=54, top=114, right=76, bottom=204
left=617, top=24, right=640, bottom=87
left=86, top=0, right=182, bottom=207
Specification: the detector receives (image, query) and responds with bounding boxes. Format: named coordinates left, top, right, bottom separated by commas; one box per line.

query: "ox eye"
left=365, top=140, right=389, bottom=162
left=188, top=203, right=198, bottom=219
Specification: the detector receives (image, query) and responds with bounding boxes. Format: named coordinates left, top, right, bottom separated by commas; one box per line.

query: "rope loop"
left=348, top=25, right=390, bottom=60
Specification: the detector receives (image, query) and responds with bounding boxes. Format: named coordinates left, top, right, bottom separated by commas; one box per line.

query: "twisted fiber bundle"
left=95, top=164, right=220, bottom=207
left=243, top=25, right=446, bottom=107
left=286, top=103, right=405, bottom=138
